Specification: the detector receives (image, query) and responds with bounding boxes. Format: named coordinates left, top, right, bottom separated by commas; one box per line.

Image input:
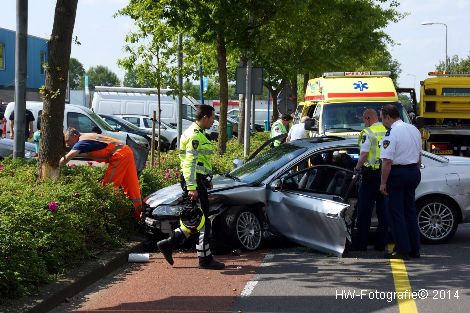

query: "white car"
left=117, top=114, right=178, bottom=149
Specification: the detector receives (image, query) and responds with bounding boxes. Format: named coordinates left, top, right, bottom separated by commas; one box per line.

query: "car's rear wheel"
left=417, top=197, right=459, bottom=244
left=225, top=208, right=262, bottom=251
left=171, top=139, right=177, bottom=150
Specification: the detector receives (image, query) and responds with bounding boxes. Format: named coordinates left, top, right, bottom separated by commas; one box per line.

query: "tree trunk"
left=303, top=73, right=309, bottom=98
left=216, top=32, right=228, bottom=155
left=237, top=58, right=246, bottom=144
left=39, top=0, right=78, bottom=180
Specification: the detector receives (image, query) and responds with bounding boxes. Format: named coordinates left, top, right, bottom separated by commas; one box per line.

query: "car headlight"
left=152, top=204, right=184, bottom=217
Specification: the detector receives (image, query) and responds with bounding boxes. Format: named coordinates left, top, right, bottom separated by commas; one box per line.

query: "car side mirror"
left=270, top=179, right=282, bottom=192
left=233, top=159, right=244, bottom=169
left=304, top=118, right=318, bottom=131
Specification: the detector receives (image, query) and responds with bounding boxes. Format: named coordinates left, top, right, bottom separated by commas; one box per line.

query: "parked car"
left=98, top=114, right=170, bottom=152
left=117, top=114, right=178, bottom=149
left=227, top=108, right=265, bottom=132
left=0, top=137, right=36, bottom=160
left=142, top=136, right=470, bottom=256
left=214, top=113, right=239, bottom=137
left=3, top=101, right=149, bottom=148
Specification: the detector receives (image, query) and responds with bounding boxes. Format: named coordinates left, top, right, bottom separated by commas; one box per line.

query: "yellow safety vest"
left=179, top=122, right=213, bottom=191
left=358, top=123, right=387, bottom=169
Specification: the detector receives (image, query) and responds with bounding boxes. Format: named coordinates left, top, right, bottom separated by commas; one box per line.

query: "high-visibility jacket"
left=270, top=120, right=287, bottom=147
left=77, top=133, right=143, bottom=219
left=358, top=123, right=387, bottom=169
left=179, top=122, right=213, bottom=191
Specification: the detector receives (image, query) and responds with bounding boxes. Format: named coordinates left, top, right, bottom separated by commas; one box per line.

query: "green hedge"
left=0, top=132, right=270, bottom=300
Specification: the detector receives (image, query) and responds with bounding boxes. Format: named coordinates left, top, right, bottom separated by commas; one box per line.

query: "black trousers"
left=179, top=174, right=213, bottom=264
left=385, top=165, right=421, bottom=254
left=355, top=169, right=387, bottom=250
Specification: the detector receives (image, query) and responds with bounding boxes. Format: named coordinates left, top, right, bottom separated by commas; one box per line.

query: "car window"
left=230, top=144, right=308, bottom=185
left=67, top=112, right=98, bottom=133
left=123, top=117, right=140, bottom=127
left=102, top=117, right=118, bottom=128
left=281, top=165, right=354, bottom=197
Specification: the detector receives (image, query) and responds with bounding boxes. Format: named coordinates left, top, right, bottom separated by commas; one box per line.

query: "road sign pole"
left=244, top=60, right=252, bottom=157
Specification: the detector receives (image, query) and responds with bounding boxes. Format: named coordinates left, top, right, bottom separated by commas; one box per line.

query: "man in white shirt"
left=286, top=116, right=309, bottom=142
left=380, top=104, right=422, bottom=260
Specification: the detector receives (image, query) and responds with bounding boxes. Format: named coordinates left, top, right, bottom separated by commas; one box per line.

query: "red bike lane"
left=67, top=250, right=267, bottom=313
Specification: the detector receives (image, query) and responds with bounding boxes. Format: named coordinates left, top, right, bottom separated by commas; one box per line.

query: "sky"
left=1, top=0, right=469, bottom=93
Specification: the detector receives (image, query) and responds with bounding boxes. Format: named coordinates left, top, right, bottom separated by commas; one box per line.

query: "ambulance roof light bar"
left=323, top=71, right=391, bottom=77
left=428, top=71, right=470, bottom=77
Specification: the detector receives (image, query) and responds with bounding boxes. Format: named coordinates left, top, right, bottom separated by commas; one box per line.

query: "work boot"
left=199, top=258, right=225, bottom=270
left=157, top=237, right=174, bottom=266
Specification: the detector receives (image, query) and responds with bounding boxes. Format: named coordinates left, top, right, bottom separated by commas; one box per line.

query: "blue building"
left=0, top=27, right=48, bottom=103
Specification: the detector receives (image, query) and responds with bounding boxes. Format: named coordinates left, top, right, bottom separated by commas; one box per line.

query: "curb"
left=2, top=239, right=145, bottom=313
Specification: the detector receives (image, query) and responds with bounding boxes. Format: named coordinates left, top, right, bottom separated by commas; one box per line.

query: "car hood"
left=0, top=139, right=36, bottom=159
left=446, top=155, right=470, bottom=165
left=144, top=174, right=248, bottom=208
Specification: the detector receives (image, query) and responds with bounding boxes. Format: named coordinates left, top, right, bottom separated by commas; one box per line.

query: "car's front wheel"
left=224, top=208, right=262, bottom=251
left=417, top=196, right=459, bottom=244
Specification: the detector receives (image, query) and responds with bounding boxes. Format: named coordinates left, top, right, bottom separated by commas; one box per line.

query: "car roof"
left=289, top=136, right=358, bottom=151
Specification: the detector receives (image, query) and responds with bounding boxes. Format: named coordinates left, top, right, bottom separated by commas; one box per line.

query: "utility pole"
left=243, top=59, right=252, bottom=157
left=177, top=34, right=183, bottom=149
left=13, top=0, right=28, bottom=158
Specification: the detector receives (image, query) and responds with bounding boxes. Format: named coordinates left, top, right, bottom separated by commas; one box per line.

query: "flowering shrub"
left=0, top=131, right=270, bottom=300
left=0, top=158, right=134, bottom=299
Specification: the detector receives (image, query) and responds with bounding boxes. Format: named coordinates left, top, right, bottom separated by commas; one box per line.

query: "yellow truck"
left=294, top=71, right=410, bottom=137
left=416, top=72, right=470, bottom=156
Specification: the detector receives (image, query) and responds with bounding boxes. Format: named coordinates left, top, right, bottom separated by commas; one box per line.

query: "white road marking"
left=240, top=254, right=273, bottom=297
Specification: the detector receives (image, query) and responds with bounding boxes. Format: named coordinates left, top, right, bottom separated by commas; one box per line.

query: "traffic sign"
left=236, top=67, right=263, bottom=95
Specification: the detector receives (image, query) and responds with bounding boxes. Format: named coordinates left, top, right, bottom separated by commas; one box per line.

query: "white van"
left=4, top=101, right=149, bottom=147
left=91, top=86, right=218, bottom=139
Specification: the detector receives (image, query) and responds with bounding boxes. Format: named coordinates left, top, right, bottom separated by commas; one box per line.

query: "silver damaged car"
left=143, top=137, right=470, bottom=256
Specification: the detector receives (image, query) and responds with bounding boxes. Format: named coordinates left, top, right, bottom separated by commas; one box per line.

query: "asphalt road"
left=52, top=225, right=470, bottom=313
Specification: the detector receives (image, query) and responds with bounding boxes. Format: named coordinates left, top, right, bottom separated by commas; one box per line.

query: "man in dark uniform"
left=380, top=104, right=422, bottom=260
left=352, top=109, right=388, bottom=251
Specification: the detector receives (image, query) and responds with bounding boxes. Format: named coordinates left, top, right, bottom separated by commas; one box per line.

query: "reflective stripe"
left=197, top=251, right=212, bottom=257
left=196, top=165, right=212, bottom=175
left=179, top=214, right=205, bottom=234
left=106, top=159, right=120, bottom=182
left=180, top=149, right=213, bottom=155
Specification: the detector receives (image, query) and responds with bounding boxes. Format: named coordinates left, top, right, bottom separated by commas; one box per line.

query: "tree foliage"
left=69, top=57, right=85, bottom=89
left=86, top=65, right=120, bottom=88
left=436, top=53, right=470, bottom=73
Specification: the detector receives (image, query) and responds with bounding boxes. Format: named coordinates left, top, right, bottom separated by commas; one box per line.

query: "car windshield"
left=322, top=102, right=410, bottom=133
left=88, top=111, right=115, bottom=131
left=230, top=144, right=308, bottom=185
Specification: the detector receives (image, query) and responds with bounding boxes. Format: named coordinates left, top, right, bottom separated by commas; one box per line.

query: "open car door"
left=266, top=165, right=355, bottom=256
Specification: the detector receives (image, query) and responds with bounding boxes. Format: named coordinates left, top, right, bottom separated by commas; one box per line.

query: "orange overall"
left=78, top=134, right=143, bottom=219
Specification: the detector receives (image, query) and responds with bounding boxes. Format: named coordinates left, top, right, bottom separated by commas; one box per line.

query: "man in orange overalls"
left=60, top=127, right=143, bottom=219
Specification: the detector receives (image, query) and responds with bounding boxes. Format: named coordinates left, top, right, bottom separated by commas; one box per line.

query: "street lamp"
left=421, top=21, right=448, bottom=72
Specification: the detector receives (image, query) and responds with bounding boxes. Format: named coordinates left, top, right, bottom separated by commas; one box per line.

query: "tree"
left=69, top=57, right=85, bottom=89
left=436, top=53, right=470, bottom=73
left=86, top=65, right=120, bottom=88
left=39, top=0, right=79, bottom=179
left=123, top=70, right=153, bottom=88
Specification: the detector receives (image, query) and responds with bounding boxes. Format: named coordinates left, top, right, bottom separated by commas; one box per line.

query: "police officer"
left=270, top=114, right=292, bottom=147
left=352, top=109, right=387, bottom=251
left=157, top=105, right=225, bottom=270
left=379, top=104, right=422, bottom=260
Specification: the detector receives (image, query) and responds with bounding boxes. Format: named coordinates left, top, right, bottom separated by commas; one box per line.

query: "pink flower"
left=164, top=173, right=172, bottom=179
left=67, top=164, right=76, bottom=168
left=174, top=171, right=180, bottom=177
left=165, top=168, right=170, bottom=173
left=0, top=165, right=4, bottom=171
left=73, top=192, right=81, bottom=198
left=47, top=201, right=59, bottom=213
left=87, top=161, right=94, bottom=166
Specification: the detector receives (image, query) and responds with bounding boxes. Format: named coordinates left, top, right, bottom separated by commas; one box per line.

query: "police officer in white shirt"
left=286, top=116, right=310, bottom=142
left=379, top=104, right=422, bottom=260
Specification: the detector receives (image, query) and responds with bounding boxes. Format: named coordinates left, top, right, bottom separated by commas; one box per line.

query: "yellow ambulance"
left=294, top=71, right=410, bottom=137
